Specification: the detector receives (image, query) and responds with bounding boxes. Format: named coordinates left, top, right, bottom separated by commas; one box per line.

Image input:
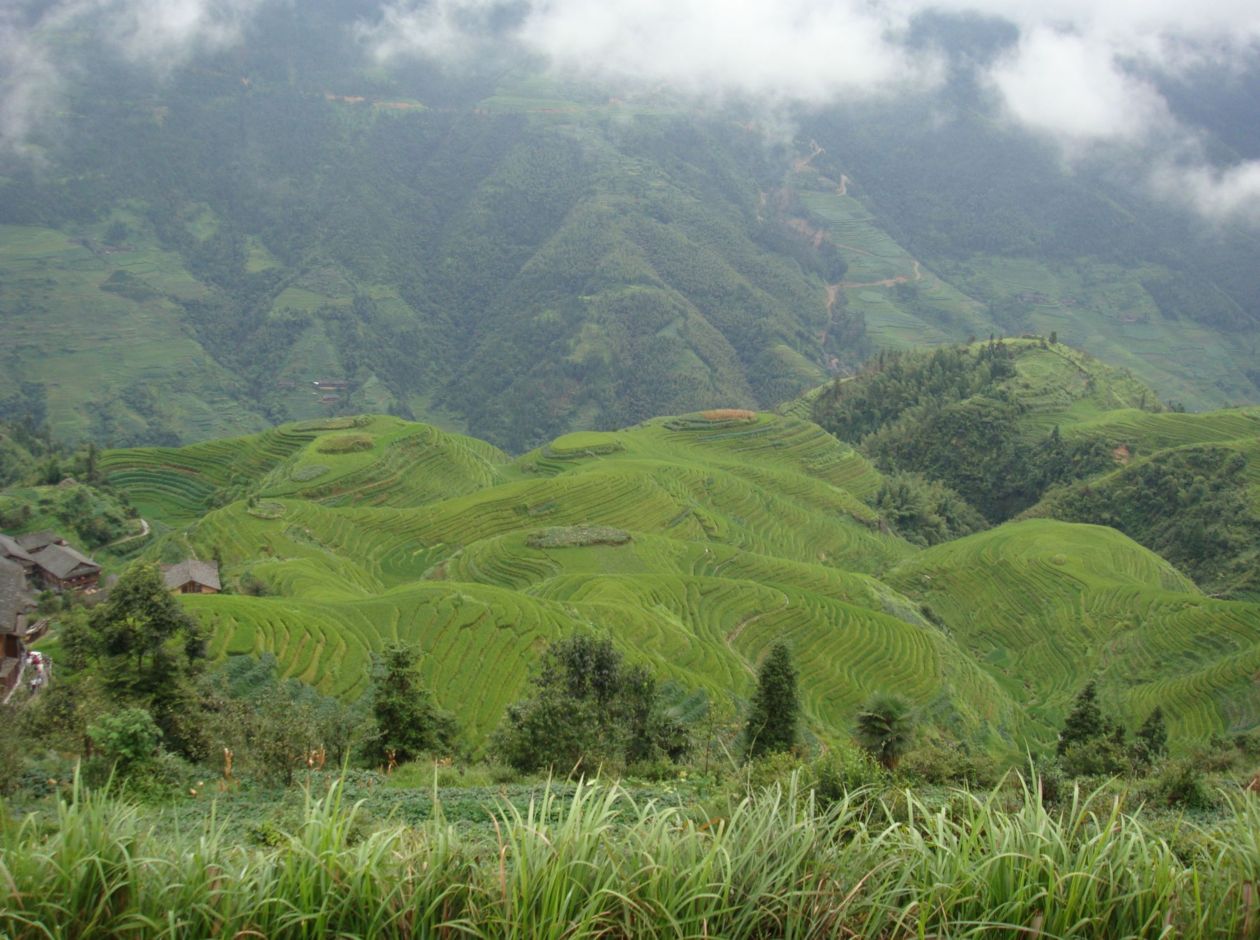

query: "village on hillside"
left=0, top=530, right=219, bottom=701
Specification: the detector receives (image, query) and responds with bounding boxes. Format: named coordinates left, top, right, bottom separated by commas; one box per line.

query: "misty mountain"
left=1, top=0, right=1258, bottom=449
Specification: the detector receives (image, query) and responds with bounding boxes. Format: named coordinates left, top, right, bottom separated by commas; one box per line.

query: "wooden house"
left=162, top=560, right=221, bottom=595
left=0, top=534, right=37, bottom=574
left=0, top=558, right=40, bottom=699
left=28, top=542, right=101, bottom=592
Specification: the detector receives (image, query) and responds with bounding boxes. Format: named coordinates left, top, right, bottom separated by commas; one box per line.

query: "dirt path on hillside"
left=105, top=517, right=150, bottom=549
left=325, top=93, right=425, bottom=111
left=793, top=139, right=825, bottom=172
left=837, top=260, right=922, bottom=291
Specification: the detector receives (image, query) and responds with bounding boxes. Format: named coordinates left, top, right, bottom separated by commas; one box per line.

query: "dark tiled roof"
left=0, top=557, right=34, bottom=634
left=0, top=534, right=36, bottom=566
left=17, top=531, right=62, bottom=552
left=162, top=560, right=221, bottom=591
left=31, top=542, right=100, bottom=580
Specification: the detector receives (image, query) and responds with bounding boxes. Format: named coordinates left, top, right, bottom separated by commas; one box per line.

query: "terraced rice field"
left=106, top=408, right=1260, bottom=757
left=886, top=520, right=1260, bottom=743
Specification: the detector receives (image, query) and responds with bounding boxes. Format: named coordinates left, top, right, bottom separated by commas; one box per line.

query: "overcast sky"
left=4, top=0, right=1260, bottom=222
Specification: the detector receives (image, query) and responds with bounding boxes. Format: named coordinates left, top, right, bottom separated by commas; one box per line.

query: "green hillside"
left=800, top=339, right=1260, bottom=597
left=98, top=408, right=1260, bottom=757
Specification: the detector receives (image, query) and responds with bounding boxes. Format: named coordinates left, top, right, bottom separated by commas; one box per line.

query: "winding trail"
left=838, top=260, right=923, bottom=292
left=106, top=517, right=150, bottom=549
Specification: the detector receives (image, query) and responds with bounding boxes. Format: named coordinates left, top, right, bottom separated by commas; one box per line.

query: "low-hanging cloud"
left=362, top=0, right=1260, bottom=222
left=988, top=28, right=1172, bottom=145
left=1153, top=158, right=1260, bottom=226
left=361, top=0, right=936, bottom=102
left=0, top=0, right=269, bottom=155
left=3, top=0, right=1259, bottom=223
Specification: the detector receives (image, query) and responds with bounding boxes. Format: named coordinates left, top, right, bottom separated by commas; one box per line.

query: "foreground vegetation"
left=3, top=772, right=1259, bottom=939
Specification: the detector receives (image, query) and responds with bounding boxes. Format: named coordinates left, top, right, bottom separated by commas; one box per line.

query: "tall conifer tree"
left=745, top=643, right=798, bottom=759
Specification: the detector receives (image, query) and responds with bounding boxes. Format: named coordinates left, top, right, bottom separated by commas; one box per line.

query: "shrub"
left=1147, top=758, right=1216, bottom=812
left=855, top=693, right=915, bottom=770
left=525, top=526, right=631, bottom=548
left=814, top=748, right=886, bottom=804
left=87, top=707, right=162, bottom=775
left=290, top=463, right=329, bottom=482
left=900, top=739, right=1000, bottom=788
left=491, top=634, right=687, bottom=774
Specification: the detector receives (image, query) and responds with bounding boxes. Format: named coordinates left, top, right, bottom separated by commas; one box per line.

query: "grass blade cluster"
left=1, top=775, right=1257, bottom=938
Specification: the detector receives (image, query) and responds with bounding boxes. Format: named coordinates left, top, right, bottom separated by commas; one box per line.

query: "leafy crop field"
left=98, top=399, right=1260, bottom=758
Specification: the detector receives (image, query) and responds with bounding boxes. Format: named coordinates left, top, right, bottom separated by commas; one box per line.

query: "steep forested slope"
left=2, top=2, right=1258, bottom=449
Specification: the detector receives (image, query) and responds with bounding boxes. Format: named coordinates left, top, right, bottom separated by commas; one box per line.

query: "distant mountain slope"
left=2, top=1, right=1259, bottom=448
left=97, top=410, right=1260, bottom=755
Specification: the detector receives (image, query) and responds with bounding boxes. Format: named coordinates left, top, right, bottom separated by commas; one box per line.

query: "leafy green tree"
left=492, top=634, right=687, bottom=774
left=89, top=563, right=205, bottom=690
left=870, top=472, right=985, bottom=546
left=75, top=563, right=207, bottom=756
left=745, top=643, right=799, bottom=760
left=368, top=643, right=457, bottom=764
left=198, top=654, right=369, bottom=785
left=855, top=693, right=915, bottom=770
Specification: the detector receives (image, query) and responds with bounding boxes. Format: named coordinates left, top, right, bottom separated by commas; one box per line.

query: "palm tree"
left=855, top=693, right=914, bottom=770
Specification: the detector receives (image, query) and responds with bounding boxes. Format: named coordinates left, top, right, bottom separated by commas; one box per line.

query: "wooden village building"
left=0, top=557, right=43, bottom=699
left=0, top=531, right=101, bottom=593
left=162, top=560, right=221, bottom=595
left=0, top=534, right=37, bottom=575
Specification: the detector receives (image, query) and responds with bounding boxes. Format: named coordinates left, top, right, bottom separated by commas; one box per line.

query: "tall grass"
left=2, top=774, right=1257, bottom=938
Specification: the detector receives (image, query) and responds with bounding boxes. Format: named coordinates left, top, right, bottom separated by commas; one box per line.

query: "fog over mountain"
left=1, top=0, right=1258, bottom=449
left=6, top=0, right=1260, bottom=221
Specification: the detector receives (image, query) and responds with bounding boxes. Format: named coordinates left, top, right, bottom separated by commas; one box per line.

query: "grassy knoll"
left=90, top=406, right=1260, bottom=760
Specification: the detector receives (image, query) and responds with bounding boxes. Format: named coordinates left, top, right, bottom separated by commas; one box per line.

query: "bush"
left=900, top=739, right=1000, bottom=788
left=1060, top=737, right=1130, bottom=778
left=814, top=748, right=886, bottom=804
left=1029, top=754, right=1068, bottom=806
left=87, top=707, right=162, bottom=771
left=1146, top=758, right=1217, bottom=812
left=491, top=634, right=687, bottom=774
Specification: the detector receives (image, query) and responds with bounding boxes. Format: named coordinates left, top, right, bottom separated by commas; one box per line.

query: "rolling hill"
left=98, top=405, right=1260, bottom=757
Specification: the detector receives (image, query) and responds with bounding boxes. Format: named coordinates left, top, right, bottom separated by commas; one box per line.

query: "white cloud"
left=4, top=0, right=1260, bottom=223
left=98, top=0, right=265, bottom=67
left=988, top=28, right=1172, bottom=145
left=361, top=0, right=507, bottom=62
left=1152, top=159, right=1260, bottom=225
left=0, top=10, right=63, bottom=157
left=363, top=0, right=937, bottom=103
left=0, top=0, right=269, bottom=154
